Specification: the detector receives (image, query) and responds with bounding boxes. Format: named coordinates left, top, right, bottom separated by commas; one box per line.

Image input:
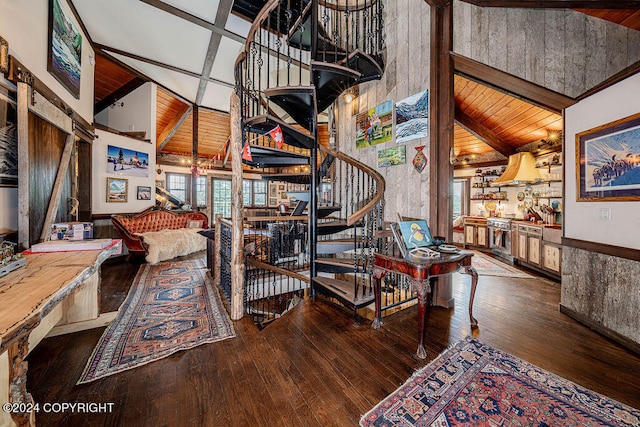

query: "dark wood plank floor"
left=26, top=252, right=640, bottom=426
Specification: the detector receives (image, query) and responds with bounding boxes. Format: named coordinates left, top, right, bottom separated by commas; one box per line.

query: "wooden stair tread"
left=312, top=276, right=375, bottom=308
left=245, top=114, right=314, bottom=149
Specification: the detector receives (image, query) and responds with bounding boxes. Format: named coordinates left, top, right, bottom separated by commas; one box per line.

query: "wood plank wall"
left=28, top=113, right=72, bottom=245
left=453, top=2, right=640, bottom=98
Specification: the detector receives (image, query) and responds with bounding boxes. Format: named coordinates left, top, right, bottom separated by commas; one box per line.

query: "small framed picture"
left=156, top=180, right=165, bottom=189
left=278, top=184, right=285, bottom=191
left=269, top=197, right=277, bottom=207
left=137, top=185, right=152, bottom=200
left=106, top=177, right=128, bottom=202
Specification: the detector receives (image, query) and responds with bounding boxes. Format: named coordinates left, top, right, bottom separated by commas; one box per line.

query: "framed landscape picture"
left=107, top=177, right=128, bottom=202
left=48, top=0, right=82, bottom=98
left=576, top=112, right=640, bottom=201
left=137, top=186, right=151, bottom=200
left=107, top=145, right=149, bottom=177
left=396, top=90, right=429, bottom=144
left=377, top=145, right=406, bottom=167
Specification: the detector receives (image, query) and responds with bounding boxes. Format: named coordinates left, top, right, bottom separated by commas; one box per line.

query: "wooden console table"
left=0, top=241, right=121, bottom=427
left=372, top=251, right=478, bottom=359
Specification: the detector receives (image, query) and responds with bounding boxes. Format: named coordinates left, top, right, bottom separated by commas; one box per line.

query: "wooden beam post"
left=17, top=82, right=29, bottom=251
left=429, top=1, right=454, bottom=241
left=429, top=1, right=456, bottom=309
left=191, top=106, right=199, bottom=208
left=229, top=92, right=245, bottom=320
left=40, top=133, right=75, bottom=242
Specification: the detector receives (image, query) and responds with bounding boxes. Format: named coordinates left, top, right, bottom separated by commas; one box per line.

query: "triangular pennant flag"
left=269, top=124, right=284, bottom=149
left=242, top=142, right=252, bottom=161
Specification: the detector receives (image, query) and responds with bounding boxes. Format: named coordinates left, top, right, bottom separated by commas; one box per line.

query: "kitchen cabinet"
left=463, top=217, right=488, bottom=249
left=541, top=227, right=562, bottom=274
left=542, top=242, right=561, bottom=273
left=516, top=224, right=542, bottom=267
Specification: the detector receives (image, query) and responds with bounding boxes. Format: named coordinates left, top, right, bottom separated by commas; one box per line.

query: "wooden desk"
left=372, top=250, right=478, bottom=359
left=0, top=241, right=121, bottom=427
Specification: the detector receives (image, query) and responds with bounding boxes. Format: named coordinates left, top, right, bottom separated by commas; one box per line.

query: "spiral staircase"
left=234, top=0, right=386, bottom=322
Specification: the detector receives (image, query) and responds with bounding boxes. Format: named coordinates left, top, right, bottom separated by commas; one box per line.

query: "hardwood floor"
left=26, top=252, right=640, bottom=426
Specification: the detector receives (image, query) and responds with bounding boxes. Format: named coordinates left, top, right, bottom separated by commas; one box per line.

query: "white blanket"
left=140, top=228, right=207, bottom=265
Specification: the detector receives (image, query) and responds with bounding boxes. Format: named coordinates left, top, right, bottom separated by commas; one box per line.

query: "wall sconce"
left=449, top=147, right=457, bottom=165
left=0, top=36, right=9, bottom=75
left=110, top=101, right=125, bottom=109
left=343, top=85, right=359, bottom=103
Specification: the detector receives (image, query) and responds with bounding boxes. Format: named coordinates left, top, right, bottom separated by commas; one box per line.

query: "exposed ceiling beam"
left=94, top=77, right=147, bottom=114
left=459, top=0, right=640, bottom=7
left=452, top=53, right=575, bottom=114
left=138, top=0, right=246, bottom=44
left=454, top=108, right=516, bottom=158
left=94, top=43, right=235, bottom=89
left=196, top=0, right=235, bottom=105
left=157, top=104, right=193, bottom=152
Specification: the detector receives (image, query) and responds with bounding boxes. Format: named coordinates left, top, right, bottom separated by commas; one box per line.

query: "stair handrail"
left=245, top=257, right=311, bottom=285
left=319, top=145, right=384, bottom=226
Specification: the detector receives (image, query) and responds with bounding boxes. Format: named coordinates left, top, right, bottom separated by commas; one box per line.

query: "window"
left=453, top=179, right=469, bottom=218
left=212, top=179, right=232, bottom=219
left=242, top=180, right=253, bottom=206
left=196, top=175, right=207, bottom=207
left=242, top=180, right=268, bottom=207
left=166, top=173, right=187, bottom=203
left=253, top=181, right=267, bottom=207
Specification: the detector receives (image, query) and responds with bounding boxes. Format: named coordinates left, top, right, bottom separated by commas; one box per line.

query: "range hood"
left=491, top=152, right=540, bottom=186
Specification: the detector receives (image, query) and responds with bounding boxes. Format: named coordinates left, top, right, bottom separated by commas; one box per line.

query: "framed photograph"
left=106, top=177, right=128, bottom=203
left=107, top=145, right=149, bottom=177
left=269, top=183, right=277, bottom=197
left=576, top=111, right=640, bottom=201
left=269, top=197, right=277, bottom=207
left=278, top=184, right=285, bottom=191
left=137, top=185, right=152, bottom=200
left=48, top=0, right=82, bottom=98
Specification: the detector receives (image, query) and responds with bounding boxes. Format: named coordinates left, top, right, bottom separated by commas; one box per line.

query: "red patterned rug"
left=78, top=259, right=235, bottom=383
left=361, top=337, right=639, bottom=426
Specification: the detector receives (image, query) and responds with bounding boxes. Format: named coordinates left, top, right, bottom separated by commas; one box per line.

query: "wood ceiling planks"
left=94, top=54, right=137, bottom=105
left=454, top=75, right=562, bottom=158
left=574, top=9, right=640, bottom=30
left=156, top=88, right=231, bottom=159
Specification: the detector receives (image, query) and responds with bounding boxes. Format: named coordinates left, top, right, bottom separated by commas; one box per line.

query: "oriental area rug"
left=469, top=251, right=534, bottom=279
left=361, top=337, right=640, bottom=427
left=78, top=259, right=235, bottom=384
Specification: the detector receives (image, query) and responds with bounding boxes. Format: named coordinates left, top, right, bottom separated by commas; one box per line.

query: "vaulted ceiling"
left=76, top=0, right=640, bottom=163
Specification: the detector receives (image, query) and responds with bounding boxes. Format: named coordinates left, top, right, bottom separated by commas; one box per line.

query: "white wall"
left=1, top=0, right=95, bottom=123
left=565, top=72, right=640, bottom=250
left=92, top=130, right=156, bottom=215
left=95, top=83, right=158, bottom=144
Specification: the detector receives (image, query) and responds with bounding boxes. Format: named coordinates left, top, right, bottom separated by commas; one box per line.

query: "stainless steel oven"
left=487, top=218, right=512, bottom=261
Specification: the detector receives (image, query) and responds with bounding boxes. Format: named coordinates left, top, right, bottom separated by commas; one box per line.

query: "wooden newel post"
left=230, top=92, right=244, bottom=320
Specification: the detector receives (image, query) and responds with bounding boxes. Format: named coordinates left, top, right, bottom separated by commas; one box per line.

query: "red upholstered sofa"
left=111, top=207, right=209, bottom=255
